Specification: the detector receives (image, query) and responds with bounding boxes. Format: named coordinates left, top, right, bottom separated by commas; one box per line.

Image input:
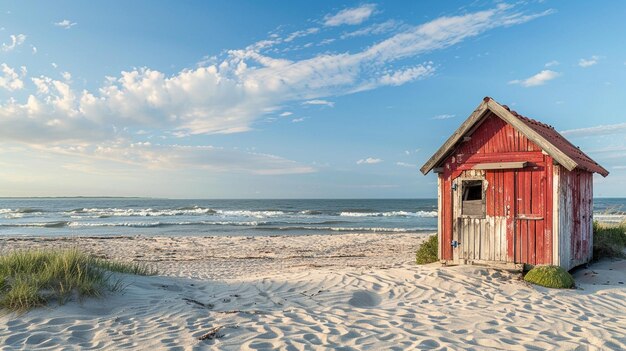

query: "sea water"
left=0, top=198, right=623, bottom=237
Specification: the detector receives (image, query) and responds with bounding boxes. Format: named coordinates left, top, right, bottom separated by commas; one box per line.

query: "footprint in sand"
left=348, top=290, right=381, bottom=308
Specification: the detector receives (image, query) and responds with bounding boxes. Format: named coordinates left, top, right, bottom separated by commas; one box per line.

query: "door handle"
left=451, top=240, right=460, bottom=248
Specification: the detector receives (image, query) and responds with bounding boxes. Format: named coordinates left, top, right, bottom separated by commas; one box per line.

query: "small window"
left=462, top=180, right=485, bottom=217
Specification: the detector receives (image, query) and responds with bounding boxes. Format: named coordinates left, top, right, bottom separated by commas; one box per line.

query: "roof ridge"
left=500, top=105, right=555, bottom=130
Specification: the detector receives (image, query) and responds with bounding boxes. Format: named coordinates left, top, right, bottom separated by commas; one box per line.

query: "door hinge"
left=451, top=240, right=460, bottom=248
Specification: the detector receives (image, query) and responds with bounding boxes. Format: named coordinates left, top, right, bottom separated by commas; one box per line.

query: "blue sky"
left=0, top=1, right=625, bottom=198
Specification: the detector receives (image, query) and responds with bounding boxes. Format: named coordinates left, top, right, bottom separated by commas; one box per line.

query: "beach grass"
left=415, top=234, right=438, bottom=265
left=524, top=265, right=574, bottom=289
left=0, top=248, right=156, bottom=312
left=593, top=220, right=626, bottom=260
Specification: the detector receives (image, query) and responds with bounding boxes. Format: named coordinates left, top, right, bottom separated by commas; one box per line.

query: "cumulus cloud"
left=1, top=34, right=26, bottom=52
left=0, top=3, right=551, bottom=148
left=508, top=70, right=559, bottom=87
left=578, top=55, right=600, bottom=68
left=357, top=157, right=383, bottom=164
left=0, top=63, right=25, bottom=91
left=303, top=99, right=335, bottom=107
left=324, top=4, right=377, bottom=26
left=54, top=19, right=77, bottom=29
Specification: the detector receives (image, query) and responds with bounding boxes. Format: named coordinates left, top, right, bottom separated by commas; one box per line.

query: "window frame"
left=460, top=178, right=486, bottom=219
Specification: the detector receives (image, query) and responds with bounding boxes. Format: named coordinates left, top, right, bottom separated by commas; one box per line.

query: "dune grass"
left=416, top=234, right=438, bottom=265
left=593, top=220, right=626, bottom=260
left=0, top=248, right=156, bottom=312
left=524, top=265, right=574, bottom=289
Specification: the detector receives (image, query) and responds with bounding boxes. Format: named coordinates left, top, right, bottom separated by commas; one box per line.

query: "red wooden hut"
left=420, top=97, right=608, bottom=271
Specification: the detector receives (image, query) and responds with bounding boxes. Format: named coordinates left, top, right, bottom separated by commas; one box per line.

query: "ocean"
left=0, top=198, right=624, bottom=237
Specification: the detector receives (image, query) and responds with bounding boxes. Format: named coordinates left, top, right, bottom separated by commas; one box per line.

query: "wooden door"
left=452, top=171, right=489, bottom=263
left=513, top=166, right=547, bottom=265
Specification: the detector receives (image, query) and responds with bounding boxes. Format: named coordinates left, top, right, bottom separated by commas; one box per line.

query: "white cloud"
left=303, top=99, right=335, bottom=107
left=54, top=19, right=77, bottom=29
left=404, top=148, right=420, bottom=155
left=279, top=111, right=293, bottom=117
left=39, top=142, right=315, bottom=175
left=396, top=162, right=415, bottom=168
left=0, top=63, right=25, bottom=91
left=357, top=157, right=383, bottom=164
left=61, top=71, right=72, bottom=81
left=31, top=45, right=37, bottom=54
left=561, top=122, right=626, bottom=137
left=433, top=113, right=455, bottom=120
left=284, top=27, right=319, bottom=42
left=1, top=34, right=26, bottom=52
left=0, top=4, right=551, bottom=147
left=324, top=4, right=377, bottom=26
left=508, top=70, right=560, bottom=87
left=578, top=55, right=600, bottom=68
left=544, top=60, right=559, bottom=67
left=291, top=117, right=306, bottom=123
left=378, top=63, right=434, bottom=86
left=341, top=19, right=402, bottom=38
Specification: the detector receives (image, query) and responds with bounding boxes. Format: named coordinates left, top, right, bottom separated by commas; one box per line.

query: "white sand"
left=1, top=233, right=625, bottom=350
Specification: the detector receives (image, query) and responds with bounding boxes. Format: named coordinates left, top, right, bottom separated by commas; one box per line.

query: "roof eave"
left=420, top=99, right=490, bottom=175
left=420, top=97, right=587, bottom=176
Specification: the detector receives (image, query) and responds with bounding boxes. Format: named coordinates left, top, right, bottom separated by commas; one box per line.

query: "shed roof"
left=420, top=97, right=609, bottom=177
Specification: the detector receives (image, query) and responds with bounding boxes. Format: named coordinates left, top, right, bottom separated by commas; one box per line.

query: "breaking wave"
left=340, top=210, right=437, bottom=218
left=255, top=226, right=434, bottom=233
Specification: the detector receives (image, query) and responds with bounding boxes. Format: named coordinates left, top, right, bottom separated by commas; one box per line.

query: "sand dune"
left=1, top=234, right=625, bottom=350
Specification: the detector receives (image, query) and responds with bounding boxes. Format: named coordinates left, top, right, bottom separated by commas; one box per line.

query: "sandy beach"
left=1, top=233, right=625, bottom=350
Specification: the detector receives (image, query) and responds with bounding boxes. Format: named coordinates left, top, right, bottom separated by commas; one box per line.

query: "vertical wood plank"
left=545, top=157, right=553, bottom=264
left=528, top=168, right=541, bottom=265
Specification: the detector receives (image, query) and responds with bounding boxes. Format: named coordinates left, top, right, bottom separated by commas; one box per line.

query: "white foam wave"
left=216, top=210, right=285, bottom=218
left=67, top=207, right=218, bottom=217
left=301, top=226, right=431, bottom=232
left=65, top=207, right=287, bottom=219
left=66, top=221, right=261, bottom=228
left=340, top=210, right=437, bottom=218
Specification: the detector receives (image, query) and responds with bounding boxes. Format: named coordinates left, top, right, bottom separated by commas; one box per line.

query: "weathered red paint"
left=430, top=99, right=604, bottom=269
left=439, top=113, right=554, bottom=265
left=544, top=156, right=554, bottom=264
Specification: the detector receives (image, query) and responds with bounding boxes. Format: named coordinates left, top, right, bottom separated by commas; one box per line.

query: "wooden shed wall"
left=555, top=166, right=593, bottom=270
left=438, top=113, right=554, bottom=265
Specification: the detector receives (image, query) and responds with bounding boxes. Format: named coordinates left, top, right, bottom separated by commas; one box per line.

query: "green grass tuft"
left=0, top=248, right=156, bottom=312
left=93, top=259, right=158, bottom=276
left=593, top=220, right=626, bottom=260
left=416, top=235, right=438, bottom=265
left=524, top=265, right=574, bottom=289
